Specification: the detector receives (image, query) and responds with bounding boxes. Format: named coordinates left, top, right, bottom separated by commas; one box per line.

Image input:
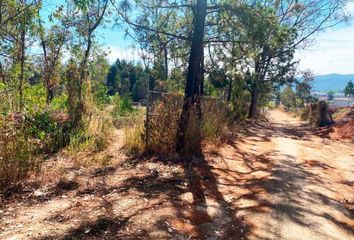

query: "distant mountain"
left=312, top=74, right=354, bottom=92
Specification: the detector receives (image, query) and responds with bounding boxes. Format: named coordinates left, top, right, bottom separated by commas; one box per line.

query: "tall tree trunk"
left=200, top=47, right=204, bottom=96
left=70, top=34, right=92, bottom=129
left=176, top=0, right=206, bottom=152
left=47, top=82, right=54, bottom=103
left=248, top=84, right=258, bottom=118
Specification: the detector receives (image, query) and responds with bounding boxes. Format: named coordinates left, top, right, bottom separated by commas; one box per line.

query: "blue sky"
left=41, top=1, right=354, bottom=75
left=296, top=2, right=354, bottom=75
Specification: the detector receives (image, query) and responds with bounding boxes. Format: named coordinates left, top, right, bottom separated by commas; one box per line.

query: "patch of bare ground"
left=317, top=107, right=354, bottom=142
left=1, top=110, right=353, bottom=240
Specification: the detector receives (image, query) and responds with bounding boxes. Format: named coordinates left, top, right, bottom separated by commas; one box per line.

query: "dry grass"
left=123, top=95, right=235, bottom=156
left=0, top=117, right=42, bottom=191
left=124, top=123, right=145, bottom=156
left=147, top=94, right=183, bottom=154
left=67, top=108, right=114, bottom=167
left=201, top=98, right=233, bottom=144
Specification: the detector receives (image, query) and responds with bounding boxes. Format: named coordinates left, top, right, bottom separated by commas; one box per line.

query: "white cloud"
left=346, top=1, right=354, bottom=14
left=104, top=46, right=142, bottom=63
left=296, top=2, right=354, bottom=75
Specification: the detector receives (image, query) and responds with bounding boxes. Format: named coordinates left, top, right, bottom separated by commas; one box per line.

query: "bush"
left=124, top=123, right=145, bottom=156
left=308, top=101, right=334, bottom=127
left=112, top=94, right=134, bottom=117
left=112, top=106, right=145, bottom=128
left=0, top=117, right=42, bottom=191
left=201, top=98, right=232, bottom=143
left=300, top=107, right=310, bottom=121
left=68, top=111, right=112, bottom=155
left=23, top=84, right=47, bottom=113
left=125, top=95, right=234, bottom=156
left=146, top=94, right=182, bottom=154
left=92, top=82, right=110, bottom=109
left=50, top=94, right=68, bottom=111
left=27, top=112, right=70, bottom=153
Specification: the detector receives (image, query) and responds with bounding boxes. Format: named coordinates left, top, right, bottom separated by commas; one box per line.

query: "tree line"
left=0, top=0, right=349, bottom=152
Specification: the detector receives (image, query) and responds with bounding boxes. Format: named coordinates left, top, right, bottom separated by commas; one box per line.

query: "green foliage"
left=167, top=68, right=185, bottom=93
left=327, top=91, right=335, bottom=101
left=281, top=86, right=297, bottom=110
left=23, top=84, right=47, bottom=113
left=68, top=115, right=111, bottom=155
left=296, top=70, right=314, bottom=107
left=112, top=94, right=134, bottom=117
left=230, top=79, right=250, bottom=120
left=50, top=94, right=68, bottom=111
left=344, top=80, right=354, bottom=97
left=0, top=83, right=12, bottom=116
left=27, top=112, right=69, bottom=153
left=92, top=81, right=110, bottom=109
left=29, top=112, right=58, bottom=140
left=106, top=59, right=147, bottom=98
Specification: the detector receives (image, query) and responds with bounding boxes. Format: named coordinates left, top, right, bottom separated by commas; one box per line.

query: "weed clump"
left=123, top=95, right=234, bottom=156
left=0, top=116, right=41, bottom=190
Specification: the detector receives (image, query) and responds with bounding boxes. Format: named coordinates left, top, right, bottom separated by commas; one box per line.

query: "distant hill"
left=312, top=74, right=354, bottom=92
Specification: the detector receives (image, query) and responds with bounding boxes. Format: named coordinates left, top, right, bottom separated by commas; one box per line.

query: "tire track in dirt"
left=243, top=110, right=354, bottom=240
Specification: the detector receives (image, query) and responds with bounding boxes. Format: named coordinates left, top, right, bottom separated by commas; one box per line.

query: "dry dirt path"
left=0, top=110, right=353, bottom=240
left=233, top=110, right=354, bottom=240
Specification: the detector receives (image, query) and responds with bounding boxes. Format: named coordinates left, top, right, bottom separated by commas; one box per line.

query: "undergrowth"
left=123, top=95, right=235, bottom=156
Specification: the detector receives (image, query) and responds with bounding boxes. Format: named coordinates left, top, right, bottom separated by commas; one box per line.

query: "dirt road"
left=0, top=110, right=353, bottom=239
left=232, top=110, right=354, bottom=240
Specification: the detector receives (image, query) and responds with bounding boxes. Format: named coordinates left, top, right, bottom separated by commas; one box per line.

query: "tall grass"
left=0, top=116, right=42, bottom=191
left=123, top=95, right=234, bottom=156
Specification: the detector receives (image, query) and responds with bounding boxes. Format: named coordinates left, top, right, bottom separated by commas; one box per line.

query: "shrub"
left=230, top=83, right=250, bottom=121
left=112, top=94, right=134, bottom=117
left=112, top=106, right=145, bottom=128
left=92, top=82, right=110, bottom=109
left=0, top=117, right=41, bottom=191
left=124, top=123, right=145, bottom=156
left=68, top=111, right=112, bottom=155
left=132, top=95, right=234, bottom=155
left=300, top=107, right=310, bottom=121
left=50, top=94, right=68, bottom=111
left=201, top=98, right=232, bottom=143
left=146, top=94, right=182, bottom=154
left=27, top=112, right=70, bottom=153
left=23, top=84, right=47, bottom=113
left=0, top=83, right=11, bottom=115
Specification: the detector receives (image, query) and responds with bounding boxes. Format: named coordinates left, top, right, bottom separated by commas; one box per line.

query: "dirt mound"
left=319, top=107, right=354, bottom=142
left=332, top=107, right=352, bottom=121
left=329, top=118, right=354, bottom=141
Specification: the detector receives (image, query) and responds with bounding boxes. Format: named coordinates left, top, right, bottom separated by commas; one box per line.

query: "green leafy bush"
left=50, top=94, right=68, bottom=111
left=92, top=82, right=110, bottom=109
left=112, top=94, right=134, bottom=117
left=27, top=112, right=70, bottom=153
left=23, top=84, right=47, bottom=113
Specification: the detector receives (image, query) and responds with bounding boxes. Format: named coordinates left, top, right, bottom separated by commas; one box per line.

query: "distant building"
left=329, top=98, right=354, bottom=108
left=311, top=92, right=354, bottom=108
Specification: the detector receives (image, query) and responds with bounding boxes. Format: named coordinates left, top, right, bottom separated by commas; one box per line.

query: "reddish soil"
left=318, top=107, right=354, bottom=142
left=0, top=110, right=353, bottom=240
